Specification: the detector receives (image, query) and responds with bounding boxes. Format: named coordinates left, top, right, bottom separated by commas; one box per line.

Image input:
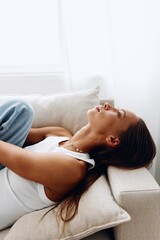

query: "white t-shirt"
left=0, top=136, right=95, bottom=230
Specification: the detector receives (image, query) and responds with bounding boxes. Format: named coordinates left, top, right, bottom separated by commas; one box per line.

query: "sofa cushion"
left=4, top=175, right=130, bottom=240
left=0, top=86, right=100, bottom=134
left=0, top=228, right=10, bottom=240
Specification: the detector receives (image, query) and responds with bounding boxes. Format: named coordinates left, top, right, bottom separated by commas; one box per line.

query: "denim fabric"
left=0, top=100, right=35, bottom=170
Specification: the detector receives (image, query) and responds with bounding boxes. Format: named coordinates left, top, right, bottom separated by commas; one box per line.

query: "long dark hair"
left=90, top=118, right=156, bottom=169
left=47, top=118, right=156, bottom=222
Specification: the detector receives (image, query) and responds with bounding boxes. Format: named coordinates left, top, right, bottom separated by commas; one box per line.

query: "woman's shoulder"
left=44, top=154, right=87, bottom=202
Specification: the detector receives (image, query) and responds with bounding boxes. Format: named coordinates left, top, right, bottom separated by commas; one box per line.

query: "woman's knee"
left=0, top=99, right=35, bottom=144
left=0, top=99, right=35, bottom=125
left=15, top=100, right=35, bottom=124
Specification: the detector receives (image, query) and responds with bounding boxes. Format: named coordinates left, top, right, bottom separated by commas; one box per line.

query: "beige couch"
left=0, top=87, right=160, bottom=240
left=1, top=166, right=160, bottom=240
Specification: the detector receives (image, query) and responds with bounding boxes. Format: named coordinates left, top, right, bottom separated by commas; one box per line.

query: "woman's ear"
left=106, top=135, right=120, bottom=147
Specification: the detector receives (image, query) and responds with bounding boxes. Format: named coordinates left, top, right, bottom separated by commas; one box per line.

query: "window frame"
left=0, top=0, right=67, bottom=77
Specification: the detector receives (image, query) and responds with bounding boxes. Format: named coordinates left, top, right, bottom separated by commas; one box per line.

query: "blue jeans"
left=0, top=99, right=35, bottom=170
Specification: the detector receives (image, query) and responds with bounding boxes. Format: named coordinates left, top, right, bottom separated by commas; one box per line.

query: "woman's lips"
left=95, top=106, right=100, bottom=112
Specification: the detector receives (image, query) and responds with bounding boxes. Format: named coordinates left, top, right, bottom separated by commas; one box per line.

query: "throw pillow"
left=4, top=175, right=131, bottom=240
left=0, top=86, right=100, bottom=134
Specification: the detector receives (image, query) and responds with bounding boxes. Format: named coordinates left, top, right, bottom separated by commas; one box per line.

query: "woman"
left=0, top=99, right=156, bottom=230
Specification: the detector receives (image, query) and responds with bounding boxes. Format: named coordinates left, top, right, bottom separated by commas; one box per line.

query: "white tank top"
left=0, top=136, right=95, bottom=230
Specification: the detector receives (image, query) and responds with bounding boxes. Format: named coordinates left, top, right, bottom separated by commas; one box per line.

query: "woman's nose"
left=104, top=102, right=112, bottom=110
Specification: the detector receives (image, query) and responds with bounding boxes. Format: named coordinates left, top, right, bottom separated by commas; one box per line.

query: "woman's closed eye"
left=117, top=108, right=126, bottom=118
left=117, top=109, right=121, bottom=117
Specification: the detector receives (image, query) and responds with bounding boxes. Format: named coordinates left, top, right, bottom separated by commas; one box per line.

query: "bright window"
left=0, top=0, right=65, bottom=74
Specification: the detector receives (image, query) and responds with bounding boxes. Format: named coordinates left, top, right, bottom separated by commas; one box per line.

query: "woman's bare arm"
left=24, top=126, right=72, bottom=146
left=0, top=140, right=86, bottom=195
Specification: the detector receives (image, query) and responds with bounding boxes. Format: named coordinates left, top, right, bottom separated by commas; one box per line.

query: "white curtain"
left=62, top=0, right=114, bottom=97
left=62, top=0, right=160, bottom=183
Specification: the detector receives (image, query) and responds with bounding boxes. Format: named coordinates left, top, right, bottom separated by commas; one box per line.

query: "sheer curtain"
left=62, top=0, right=114, bottom=97
left=62, top=0, right=160, bottom=182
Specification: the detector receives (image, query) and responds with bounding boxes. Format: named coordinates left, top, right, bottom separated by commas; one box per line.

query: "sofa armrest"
left=107, top=166, right=160, bottom=240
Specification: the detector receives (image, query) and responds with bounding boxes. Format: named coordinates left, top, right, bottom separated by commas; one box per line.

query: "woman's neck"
left=68, top=125, right=103, bottom=153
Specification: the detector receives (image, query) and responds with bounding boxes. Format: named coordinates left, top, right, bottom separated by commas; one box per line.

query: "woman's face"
left=87, top=102, right=139, bottom=138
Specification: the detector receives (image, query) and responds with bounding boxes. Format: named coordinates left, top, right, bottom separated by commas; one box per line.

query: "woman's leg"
left=0, top=99, right=35, bottom=170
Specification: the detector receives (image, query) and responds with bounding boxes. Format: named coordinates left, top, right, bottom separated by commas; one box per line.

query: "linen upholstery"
left=0, top=230, right=9, bottom=240
left=108, top=166, right=160, bottom=240
left=0, top=86, right=100, bottom=134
